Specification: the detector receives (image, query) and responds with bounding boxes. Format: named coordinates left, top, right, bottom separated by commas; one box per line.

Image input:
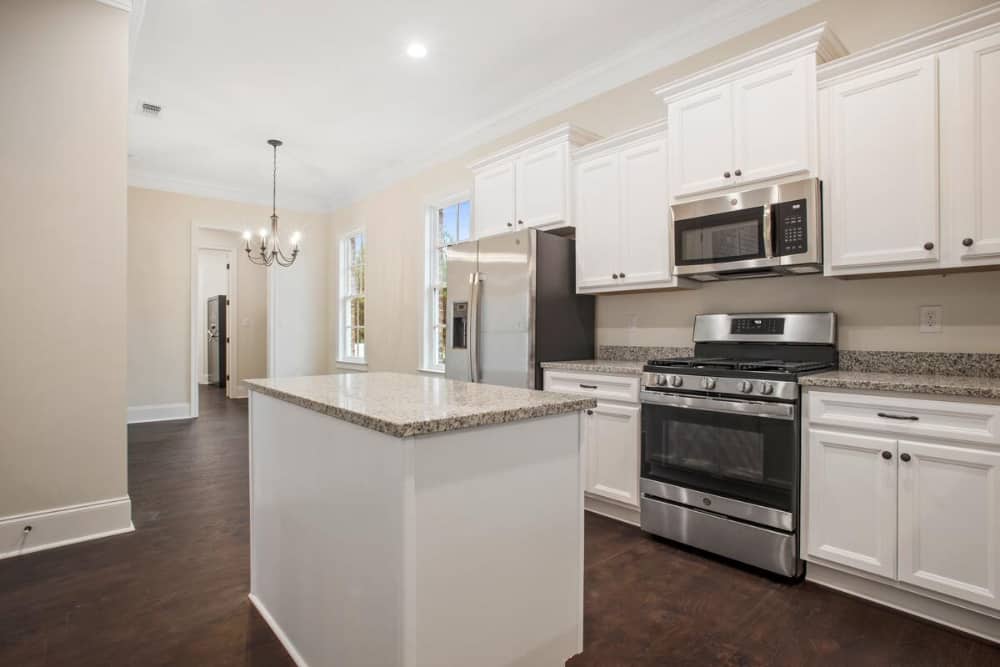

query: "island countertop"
left=244, top=372, right=597, bottom=438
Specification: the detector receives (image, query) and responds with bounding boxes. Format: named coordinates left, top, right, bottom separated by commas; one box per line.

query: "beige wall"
left=0, top=0, right=129, bottom=516
left=328, top=0, right=1000, bottom=373
left=127, top=187, right=329, bottom=409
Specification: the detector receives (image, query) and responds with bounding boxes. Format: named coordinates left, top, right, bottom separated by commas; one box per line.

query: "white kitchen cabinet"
left=573, top=122, right=692, bottom=293
left=822, top=56, right=940, bottom=274
left=941, top=30, right=1000, bottom=267
left=897, top=439, right=1000, bottom=611
left=667, top=83, right=733, bottom=196
left=469, top=124, right=599, bottom=239
left=807, top=428, right=898, bottom=579
left=473, top=160, right=516, bottom=239
left=584, top=402, right=641, bottom=507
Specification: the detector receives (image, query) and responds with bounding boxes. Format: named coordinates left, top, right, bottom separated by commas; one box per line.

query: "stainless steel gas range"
left=639, top=312, right=837, bottom=578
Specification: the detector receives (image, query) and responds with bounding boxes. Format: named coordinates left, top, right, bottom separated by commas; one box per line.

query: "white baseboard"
left=127, top=402, right=192, bottom=423
left=807, top=561, right=1000, bottom=644
left=249, top=593, right=310, bottom=667
left=585, top=494, right=640, bottom=527
left=0, top=496, right=134, bottom=560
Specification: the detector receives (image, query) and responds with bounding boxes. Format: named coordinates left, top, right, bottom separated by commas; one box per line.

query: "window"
left=423, top=197, right=471, bottom=372
left=339, top=230, right=366, bottom=364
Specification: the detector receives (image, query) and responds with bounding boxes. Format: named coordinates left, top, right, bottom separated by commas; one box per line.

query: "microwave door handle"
left=763, top=206, right=774, bottom=259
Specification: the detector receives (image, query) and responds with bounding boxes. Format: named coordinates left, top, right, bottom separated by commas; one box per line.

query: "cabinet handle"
left=734, top=169, right=742, bottom=176
left=900, top=453, right=912, bottom=462
left=579, top=384, right=598, bottom=389
left=586, top=409, right=594, bottom=416
left=723, top=171, right=731, bottom=178
left=924, top=241, right=935, bottom=251
left=963, top=237, right=974, bottom=247
left=881, top=451, right=892, bottom=460
left=877, top=412, right=919, bottom=421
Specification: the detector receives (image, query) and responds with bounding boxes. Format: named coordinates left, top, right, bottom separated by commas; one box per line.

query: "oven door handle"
left=640, top=390, right=795, bottom=420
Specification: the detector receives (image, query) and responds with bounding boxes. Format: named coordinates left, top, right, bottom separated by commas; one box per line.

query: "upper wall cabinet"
left=572, top=122, right=696, bottom=293
left=819, top=5, right=1000, bottom=277
left=654, top=24, right=846, bottom=200
left=469, top=124, right=601, bottom=239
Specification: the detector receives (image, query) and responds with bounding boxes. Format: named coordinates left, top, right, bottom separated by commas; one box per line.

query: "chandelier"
left=243, top=139, right=300, bottom=267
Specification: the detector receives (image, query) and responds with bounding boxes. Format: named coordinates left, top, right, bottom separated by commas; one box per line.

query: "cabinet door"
left=473, top=161, right=516, bottom=239
left=807, top=429, right=897, bottom=578
left=733, top=55, right=812, bottom=185
left=585, top=402, right=640, bottom=507
left=619, top=138, right=673, bottom=288
left=941, top=32, right=1000, bottom=266
left=668, top=83, right=734, bottom=197
left=897, top=439, right=1000, bottom=611
left=516, top=143, right=568, bottom=228
left=825, top=56, right=940, bottom=274
left=574, top=153, right=621, bottom=291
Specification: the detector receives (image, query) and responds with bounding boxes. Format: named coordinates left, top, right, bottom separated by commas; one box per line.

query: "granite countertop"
left=540, top=359, right=647, bottom=376
left=800, top=371, right=1000, bottom=401
left=244, top=372, right=596, bottom=438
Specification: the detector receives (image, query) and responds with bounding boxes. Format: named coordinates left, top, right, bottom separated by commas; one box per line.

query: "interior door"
left=668, top=82, right=734, bottom=197
left=573, top=153, right=621, bottom=291
left=825, top=55, right=940, bottom=273
left=516, top=143, right=568, bottom=228
left=941, top=32, right=1000, bottom=265
left=444, top=240, right=478, bottom=383
left=897, top=439, right=1000, bottom=611
left=207, top=297, right=219, bottom=385
left=619, top=137, right=672, bottom=287
left=476, top=230, right=533, bottom=388
left=807, top=429, right=897, bottom=578
left=733, top=55, right=812, bottom=185
left=473, top=161, right=516, bottom=239
left=586, top=402, right=640, bottom=507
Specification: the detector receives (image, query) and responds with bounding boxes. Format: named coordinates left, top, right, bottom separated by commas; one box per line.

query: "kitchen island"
left=244, top=372, right=595, bottom=667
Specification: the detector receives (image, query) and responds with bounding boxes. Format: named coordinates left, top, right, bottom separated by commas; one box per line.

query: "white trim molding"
left=127, top=402, right=192, bottom=424
left=1, top=497, right=134, bottom=560
left=97, top=0, right=132, bottom=11
left=248, top=594, right=310, bottom=667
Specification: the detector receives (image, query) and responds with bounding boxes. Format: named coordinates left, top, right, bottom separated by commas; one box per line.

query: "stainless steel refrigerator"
left=207, top=294, right=227, bottom=388
left=445, top=229, right=594, bottom=389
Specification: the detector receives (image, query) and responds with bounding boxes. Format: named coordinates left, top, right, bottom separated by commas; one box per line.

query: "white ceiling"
left=128, top=0, right=814, bottom=212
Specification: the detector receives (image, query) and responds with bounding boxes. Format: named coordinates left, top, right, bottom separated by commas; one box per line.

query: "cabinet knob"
left=900, top=453, right=912, bottom=462
left=506, top=222, right=513, bottom=228
left=586, top=409, right=594, bottom=416
left=734, top=169, right=742, bottom=176
left=881, top=451, right=892, bottom=460
left=924, top=241, right=935, bottom=251
left=517, top=220, right=524, bottom=225
left=963, top=237, right=974, bottom=247
left=619, top=272, right=626, bottom=278
left=612, top=273, right=619, bottom=279
left=723, top=171, right=731, bottom=178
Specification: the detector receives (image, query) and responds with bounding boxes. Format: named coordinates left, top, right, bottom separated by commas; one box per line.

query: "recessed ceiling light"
left=406, top=42, right=428, bottom=59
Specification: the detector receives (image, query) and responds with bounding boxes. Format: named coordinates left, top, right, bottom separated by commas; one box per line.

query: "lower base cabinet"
left=805, top=389, right=1000, bottom=618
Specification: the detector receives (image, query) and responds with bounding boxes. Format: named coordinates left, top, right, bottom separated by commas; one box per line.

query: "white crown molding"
left=97, top=0, right=132, bottom=11
left=467, top=123, right=602, bottom=171
left=326, top=0, right=819, bottom=211
left=0, top=496, right=133, bottom=560
left=817, top=1, right=1000, bottom=86
left=652, top=23, right=847, bottom=103
left=572, top=120, right=667, bottom=161
left=128, top=167, right=335, bottom=215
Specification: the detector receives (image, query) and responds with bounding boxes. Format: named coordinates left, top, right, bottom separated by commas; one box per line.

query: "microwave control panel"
left=773, top=199, right=808, bottom=256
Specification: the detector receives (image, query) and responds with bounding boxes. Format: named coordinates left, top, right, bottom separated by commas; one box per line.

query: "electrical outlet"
left=920, top=306, right=942, bottom=333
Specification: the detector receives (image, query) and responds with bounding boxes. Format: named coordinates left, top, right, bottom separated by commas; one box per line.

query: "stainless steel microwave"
left=671, top=178, right=822, bottom=281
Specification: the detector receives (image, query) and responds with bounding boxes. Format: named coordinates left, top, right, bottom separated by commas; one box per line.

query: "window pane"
left=349, top=296, right=365, bottom=328
left=440, top=205, right=458, bottom=246
left=436, top=325, right=446, bottom=365
left=458, top=200, right=471, bottom=241
left=437, top=248, right=447, bottom=285
left=436, top=287, right=447, bottom=326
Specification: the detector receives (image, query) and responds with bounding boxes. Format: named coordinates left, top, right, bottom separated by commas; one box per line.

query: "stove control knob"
left=738, top=380, right=754, bottom=394
left=702, top=377, right=717, bottom=390
left=760, top=383, right=775, bottom=396
left=654, top=374, right=667, bottom=387
left=669, top=375, right=683, bottom=388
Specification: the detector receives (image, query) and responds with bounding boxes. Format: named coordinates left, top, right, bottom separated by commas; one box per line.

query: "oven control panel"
left=730, top=317, right=785, bottom=335
left=773, top=198, right=808, bottom=256
left=640, top=372, right=799, bottom=402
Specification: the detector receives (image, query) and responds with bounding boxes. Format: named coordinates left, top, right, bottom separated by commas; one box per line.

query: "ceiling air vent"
left=138, top=101, right=162, bottom=117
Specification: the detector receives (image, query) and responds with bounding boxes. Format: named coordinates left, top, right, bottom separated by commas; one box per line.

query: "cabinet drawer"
left=808, top=390, right=1000, bottom=446
left=543, top=371, right=639, bottom=403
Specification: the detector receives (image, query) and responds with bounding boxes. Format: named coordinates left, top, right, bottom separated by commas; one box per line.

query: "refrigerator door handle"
left=470, top=271, right=482, bottom=383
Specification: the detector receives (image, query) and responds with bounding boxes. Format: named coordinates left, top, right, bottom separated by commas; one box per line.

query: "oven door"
left=640, top=391, right=797, bottom=516
left=673, top=205, right=777, bottom=275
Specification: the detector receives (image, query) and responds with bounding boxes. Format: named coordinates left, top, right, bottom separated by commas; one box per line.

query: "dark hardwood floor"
left=1, top=385, right=998, bottom=666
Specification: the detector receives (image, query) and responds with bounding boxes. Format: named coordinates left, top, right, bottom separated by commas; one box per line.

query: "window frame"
left=338, top=229, right=367, bottom=366
left=421, top=192, right=472, bottom=373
